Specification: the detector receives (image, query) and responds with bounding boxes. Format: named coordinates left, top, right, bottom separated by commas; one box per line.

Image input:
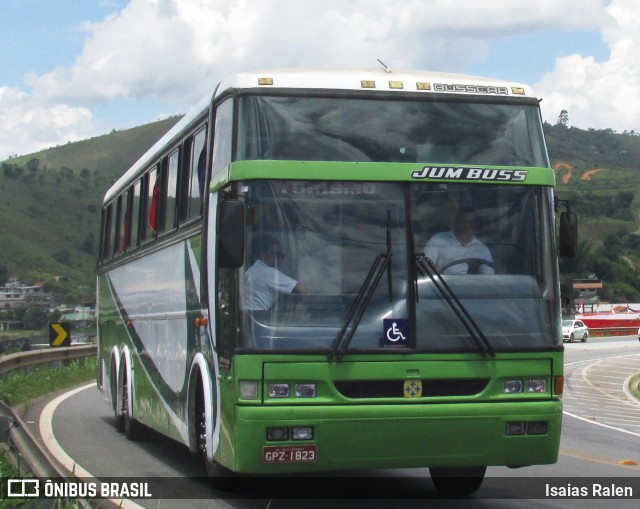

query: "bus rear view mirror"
left=559, top=211, right=577, bottom=259
left=218, top=200, right=245, bottom=268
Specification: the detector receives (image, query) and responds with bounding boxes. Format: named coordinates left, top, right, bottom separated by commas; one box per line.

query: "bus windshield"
left=236, top=95, right=548, bottom=167
left=238, top=180, right=560, bottom=353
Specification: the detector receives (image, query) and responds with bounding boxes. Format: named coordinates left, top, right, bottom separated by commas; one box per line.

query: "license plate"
left=263, top=445, right=317, bottom=463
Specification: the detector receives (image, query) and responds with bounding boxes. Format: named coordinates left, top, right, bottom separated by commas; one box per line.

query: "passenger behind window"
left=148, top=178, right=160, bottom=234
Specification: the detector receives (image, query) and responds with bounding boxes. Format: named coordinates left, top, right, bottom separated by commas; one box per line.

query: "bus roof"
left=215, top=68, right=534, bottom=98
left=104, top=92, right=212, bottom=204
left=104, top=68, right=535, bottom=204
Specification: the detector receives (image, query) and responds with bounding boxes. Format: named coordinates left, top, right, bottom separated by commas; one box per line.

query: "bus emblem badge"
left=403, top=380, right=422, bottom=399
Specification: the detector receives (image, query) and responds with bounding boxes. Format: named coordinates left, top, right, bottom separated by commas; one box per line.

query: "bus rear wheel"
left=122, top=379, right=144, bottom=440
left=111, top=359, right=124, bottom=433
left=429, top=466, right=486, bottom=496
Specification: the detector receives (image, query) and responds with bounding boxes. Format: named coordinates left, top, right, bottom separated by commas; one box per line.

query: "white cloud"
left=536, top=0, right=640, bottom=132
left=28, top=0, right=608, bottom=107
left=0, top=87, right=93, bottom=160
left=1, top=0, right=621, bottom=159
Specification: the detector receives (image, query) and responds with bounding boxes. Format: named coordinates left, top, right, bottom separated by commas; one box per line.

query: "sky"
left=0, top=0, right=637, bottom=161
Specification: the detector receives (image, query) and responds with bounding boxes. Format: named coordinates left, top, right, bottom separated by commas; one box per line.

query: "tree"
left=556, top=109, right=569, bottom=127
left=22, top=307, right=49, bottom=329
left=26, top=158, right=40, bottom=173
left=79, top=233, right=95, bottom=254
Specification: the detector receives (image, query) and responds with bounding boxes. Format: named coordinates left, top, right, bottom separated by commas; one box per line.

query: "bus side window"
left=212, top=99, right=233, bottom=179
left=116, top=190, right=129, bottom=255
left=164, top=149, right=180, bottom=232
left=129, top=180, right=142, bottom=249
left=101, top=203, right=115, bottom=262
left=146, top=167, right=159, bottom=238
left=180, top=127, right=206, bottom=223
left=183, top=127, right=207, bottom=222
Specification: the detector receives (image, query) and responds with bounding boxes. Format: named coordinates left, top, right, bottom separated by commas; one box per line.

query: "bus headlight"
left=527, top=421, right=548, bottom=435
left=266, top=427, right=289, bottom=441
left=268, top=383, right=290, bottom=398
left=294, top=383, right=317, bottom=398
left=292, top=427, right=314, bottom=440
left=505, top=422, right=526, bottom=435
left=503, top=380, right=523, bottom=394
left=527, top=379, right=547, bottom=393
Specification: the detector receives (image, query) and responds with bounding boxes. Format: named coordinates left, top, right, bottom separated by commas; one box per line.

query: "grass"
left=0, top=455, right=85, bottom=508
left=0, top=331, right=42, bottom=341
left=0, top=357, right=97, bottom=507
left=630, top=373, right=640, bottom=402
left=0, top=357, right=97, bottom=407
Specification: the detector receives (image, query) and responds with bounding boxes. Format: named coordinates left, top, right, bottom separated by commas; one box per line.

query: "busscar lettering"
left=433, top=83, right=510, bottom=96
left=411, top=166, right=528, bottom=182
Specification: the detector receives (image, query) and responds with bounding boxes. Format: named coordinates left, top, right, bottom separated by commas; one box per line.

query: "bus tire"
left=193, top=382, right=237, bottom=487
left=205, top=458, right=240, bottom=491
left=429, top=466, right=486, bottom=496
left=122, top=369, right=144, bottom=440
left=111, top=356, right=124, bottom=433
left=120, top=355, right=142, bottom=440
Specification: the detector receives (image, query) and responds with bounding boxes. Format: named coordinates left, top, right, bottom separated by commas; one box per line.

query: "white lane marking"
left=39, top=383, right=146, bottom=509
left=564, top=353, right=640, bottom=438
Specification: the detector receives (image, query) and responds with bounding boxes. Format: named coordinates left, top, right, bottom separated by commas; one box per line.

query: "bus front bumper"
left=227, top=400, right=562, bottom=474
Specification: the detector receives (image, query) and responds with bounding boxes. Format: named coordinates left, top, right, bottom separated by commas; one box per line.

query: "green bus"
left=97, top=68, right=576, bottom=495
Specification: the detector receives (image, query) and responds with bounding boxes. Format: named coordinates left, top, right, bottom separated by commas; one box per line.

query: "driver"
left=244, top=235, right=307, bottom=310
left=424, top=207, right=494, bottom=275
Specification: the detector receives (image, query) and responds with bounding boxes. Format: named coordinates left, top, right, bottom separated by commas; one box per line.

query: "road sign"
left=49, top=322, right=71, bottom=347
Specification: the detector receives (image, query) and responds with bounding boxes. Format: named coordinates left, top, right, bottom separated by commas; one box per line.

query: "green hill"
left=6, top=116, right=182, bottom=173
left=545, top=123, right=640, bottom=301
left=2, top=118, right=640, bottom=303
left=0, top=117, right=181, bottom=301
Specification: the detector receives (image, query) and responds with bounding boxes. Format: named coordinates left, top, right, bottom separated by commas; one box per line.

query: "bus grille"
left=334, top=379, right=489, bottom=398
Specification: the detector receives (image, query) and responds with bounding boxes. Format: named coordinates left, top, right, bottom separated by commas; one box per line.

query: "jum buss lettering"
left=411, top=166, right=528, bottom=182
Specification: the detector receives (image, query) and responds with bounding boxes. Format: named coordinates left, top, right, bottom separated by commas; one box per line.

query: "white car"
left=562, top=319, right=588, bottom=343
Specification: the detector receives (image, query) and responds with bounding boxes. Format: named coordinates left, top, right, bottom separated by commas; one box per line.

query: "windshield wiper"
left=329, top=212, right=394, bottom=361
left=328, top=252, right=390, bottom=361
left=415, top=253, right=495, bottom=357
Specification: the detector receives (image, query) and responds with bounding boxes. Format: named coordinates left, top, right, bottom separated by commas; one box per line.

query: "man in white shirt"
left=424, top=208, right=494, bottom=275
left=244, top=236, right=307, bottom=310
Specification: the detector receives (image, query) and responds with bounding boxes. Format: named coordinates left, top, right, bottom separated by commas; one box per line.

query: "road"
left=25, top=336, right=640, bottom=508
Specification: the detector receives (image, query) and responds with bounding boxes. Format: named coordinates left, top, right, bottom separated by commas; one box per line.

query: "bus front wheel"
left=194, top=388, right=238, bottom=486
left=429, top=466, right=486, bottom=496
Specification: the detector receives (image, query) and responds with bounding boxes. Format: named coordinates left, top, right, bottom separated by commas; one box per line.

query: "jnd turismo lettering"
left=411, top=166, right=528, bottom=182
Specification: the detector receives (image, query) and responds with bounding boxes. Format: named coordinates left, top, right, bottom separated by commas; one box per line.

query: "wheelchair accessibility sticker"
left=383, top=318, right=409, bottom=347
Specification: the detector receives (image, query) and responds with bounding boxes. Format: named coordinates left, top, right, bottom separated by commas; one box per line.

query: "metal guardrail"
left=0, top=344, right=96, bottom=377
left=0, top=345, right=98, bottom=507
